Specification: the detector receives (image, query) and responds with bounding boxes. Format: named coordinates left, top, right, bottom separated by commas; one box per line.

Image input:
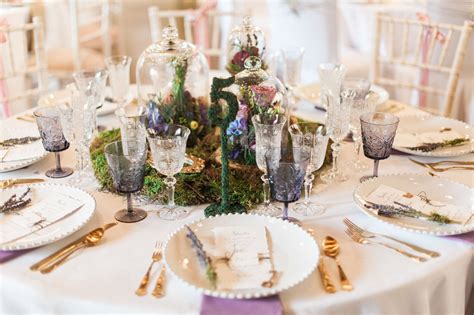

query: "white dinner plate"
left=353, top=174, right=474, bottom=236
left=294, top=82, right=389, bottom=110
left=0, top=183, right=95, bottom=250
left=393, top=115, right=474, bottom=157
left=38, top=89, right=118, bottom=116
left=164, top=213, right=319, bottom=299
left=0, top=120, right=48, bottom=173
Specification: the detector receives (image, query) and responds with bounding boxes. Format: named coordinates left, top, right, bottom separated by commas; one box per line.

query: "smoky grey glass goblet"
left=360, top=112, right=399, bottom=182
left=266, top=149, right=309, bottom=224
left=34, top=107, right=73, bottom=178
left=104, top=140, right=147, bottom=223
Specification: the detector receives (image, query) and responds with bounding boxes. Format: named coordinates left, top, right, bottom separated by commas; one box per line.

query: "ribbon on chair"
left=416, top=12, right=445, bottom=110
left=192, top=0, right=217, bottom=64
left=0, top=18, right=11, bottom=118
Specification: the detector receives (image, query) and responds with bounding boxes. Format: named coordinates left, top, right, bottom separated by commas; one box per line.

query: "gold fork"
left=345, top=229, right=427, bottom=263
left=409, top=158, right=474, bottom=167
left=409, top=159, right=474, bottom=172
left=152, top=265, right=166, bottom=298
left=135, top=242, right=162, bottom=296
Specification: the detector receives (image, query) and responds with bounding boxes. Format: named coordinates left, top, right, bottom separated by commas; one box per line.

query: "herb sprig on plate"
left=0, top=188, right=31, bottom=214
left=405, top=137, right=469, bottom=152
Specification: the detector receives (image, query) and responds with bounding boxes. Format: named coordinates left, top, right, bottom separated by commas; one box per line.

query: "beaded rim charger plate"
left=354, top=173, right=474, bottom=236
left=0, top=183, right=96, bottom=250
left=164, top=213, right=319, bottom=299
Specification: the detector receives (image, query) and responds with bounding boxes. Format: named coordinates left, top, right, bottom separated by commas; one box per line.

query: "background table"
left=1, top=100, right=473, bottom=314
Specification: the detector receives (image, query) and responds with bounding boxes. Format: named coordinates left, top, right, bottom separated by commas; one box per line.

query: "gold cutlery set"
left=409, top=159, right=474, bottom=172
left=135, top=242, right=166, bottom=298
left=343, top=218, right=440, bottom=263
left=30, top=222, right=117, bottom=274
left=307, top=228, right=351, bottom=293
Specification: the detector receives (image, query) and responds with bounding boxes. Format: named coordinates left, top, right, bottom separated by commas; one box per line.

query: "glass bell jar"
left=226, top=15, right=266, bottom=75
left=136, top=25, right=210, bottom=147
left=224, top=56, right=288, bottom=165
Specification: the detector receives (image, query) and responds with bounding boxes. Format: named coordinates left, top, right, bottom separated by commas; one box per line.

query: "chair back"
left=371, top=12, right=474, bottom=117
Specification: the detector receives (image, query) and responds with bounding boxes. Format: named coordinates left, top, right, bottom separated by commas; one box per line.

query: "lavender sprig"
left=365, top=201, right=458, bottom=225
left=0, top=137, right=40, bottom=147
left=185, top=225, right=217, bottom=288
left=0, top=188, right=31, bottom=214
left=405, top=138, right=468, bottom=152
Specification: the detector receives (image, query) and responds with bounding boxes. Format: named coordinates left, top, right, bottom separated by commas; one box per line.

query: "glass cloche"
left=226, top=16, right=266, bottom=75
left=224, top=56, right=288, bottom=165
left=136, top=25, right=210, bottom=147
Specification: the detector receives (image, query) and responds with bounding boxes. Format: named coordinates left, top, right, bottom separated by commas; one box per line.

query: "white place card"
left=366, top=184, right=472, bottom=224
left=395, top=130, right=466, bottom=148
left=0, top=140, right=44, bottom=163
left=0, top=189, right=85, bottom=244
left=211, top=226, right=273, bottom=290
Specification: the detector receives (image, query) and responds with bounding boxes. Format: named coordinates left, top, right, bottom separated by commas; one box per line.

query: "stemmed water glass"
left=115, top=104, right=148, bottom=154
left=320, top=89, right=353, bottom=183
left=318, top=63, right=346, bottom=111
left=282, top=47, right=305, bottom=111
left=265, top=149, right=310, bottom=224
left=104, top=140, right=148, bottom=223
left=34, top=107, right=73, bottom=178
left=105, top=55, right=131, bottom=107
left=359, top=112, right=399, bottom=182
left=73, top=69, right=108, bottom=111
left=289, top=123, right=329, bottom=216
left=251, top=113, right=286, bottom=216
left=344, top=78, right=372, bottom=170
left=147, top=125, right=190, bottom=220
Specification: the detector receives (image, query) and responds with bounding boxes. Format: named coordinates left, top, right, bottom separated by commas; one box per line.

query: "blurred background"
left=0, top=0, right=472, bottom=120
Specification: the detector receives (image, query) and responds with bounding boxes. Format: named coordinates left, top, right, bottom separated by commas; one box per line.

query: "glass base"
left=293, top=201, right=326, bottom=217
left=251, top=203, right=281, bottom=217
left=46, top=167, right=73, bottom=178
left=278, top=215, right=302, bottom=225
left=115, top=208, right=147, bottom=223
left=360, top=175, right=376, bottom=183
left=158, top=206, right=190, bottom=221
left=320, top=169, right=349, bottom=183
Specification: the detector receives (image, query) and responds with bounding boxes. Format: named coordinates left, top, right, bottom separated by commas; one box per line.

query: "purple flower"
left=147, top=100, right=168, bottom=134
left=226, top=118, right=247, bottom=143
left=229, top=146, right=242, bottom=160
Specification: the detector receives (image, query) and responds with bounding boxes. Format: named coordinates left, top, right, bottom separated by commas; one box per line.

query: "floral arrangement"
left=226, top=35, right=267, bottom=75
left=226, top=84, right=284, bottom=165
left=146, top=56, right=210, bottom=147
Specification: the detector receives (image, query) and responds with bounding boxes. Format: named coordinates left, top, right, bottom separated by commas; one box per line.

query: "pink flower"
left=250, top=86, right=277, bottom=109
left=232, top=50, right=250, bottom=66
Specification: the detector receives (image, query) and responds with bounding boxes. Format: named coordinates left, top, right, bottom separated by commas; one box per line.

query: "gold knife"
left=152, top=266, right=166, bottom=298
left=306, top=228, right=337, bottom=293
left=30, top=222, right=117, bottom=271
left=0, top=178, right=45, bottom=189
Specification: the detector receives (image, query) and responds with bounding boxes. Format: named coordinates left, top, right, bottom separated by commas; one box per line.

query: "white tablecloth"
left=1, top=102, right=473, bottom=314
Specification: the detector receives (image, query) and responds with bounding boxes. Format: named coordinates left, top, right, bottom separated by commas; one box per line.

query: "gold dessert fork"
left=135, top=242, right=163, bottom=296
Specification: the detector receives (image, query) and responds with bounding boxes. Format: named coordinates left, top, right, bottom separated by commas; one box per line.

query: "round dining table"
left=1, top=95, right=473, bottom=315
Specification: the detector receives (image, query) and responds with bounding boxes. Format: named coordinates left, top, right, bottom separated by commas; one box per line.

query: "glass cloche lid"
left=226, top=16, right=266, bottom=75
left=136, top=25, right=210, bottom=147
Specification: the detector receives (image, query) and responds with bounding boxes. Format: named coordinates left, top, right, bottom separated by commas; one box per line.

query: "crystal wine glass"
left=34, top=107, right=73, bottom=178
left=318, top=63, right=346, bottom=111
left=147, top=125, right=190, bottom=220
left=105, top=55, right=131, bottom=107
left=360, top=112, right=399, bottom=182
left=282, top=47, right=305, bottom=111
left=104, top=140, right=147, bottom=223
left=265, top=149, right=310, bottom=224
left=251, top=113, right=286, bottom=216
left=73, top=69, right=108, bottom=111
left=115, top=104, right=148, bottom=154
left=344, top=78, right=371, bottom=171
left=289, top=123, right=329, bottom=216
left=320, top=89, right=352, bottom=183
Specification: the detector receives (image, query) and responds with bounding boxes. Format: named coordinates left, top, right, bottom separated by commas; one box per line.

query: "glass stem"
left=283, top=201, right=289, bottom=220
left=373, top=160, right=380, bottom=177
left=126, top=193, right=133, bottom=213
left=355, top=140, right=361, bottom=162
left=304, top=174, right=315, bottom=205
left=54, top=152, right=62, bottom=172
left=261, top=174, right=271, bottom=206
left=166, top=176, right=176, bottom=207
left=331, top=141, right=341, bottom=173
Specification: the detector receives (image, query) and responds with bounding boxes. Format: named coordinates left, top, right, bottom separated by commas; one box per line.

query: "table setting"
left=1, top=16, right=474, bottom=315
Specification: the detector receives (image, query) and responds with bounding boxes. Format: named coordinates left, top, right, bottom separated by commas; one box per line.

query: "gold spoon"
left=322, top=236, right=353, bottom=291
left=39, top=224, right=115, bottom=274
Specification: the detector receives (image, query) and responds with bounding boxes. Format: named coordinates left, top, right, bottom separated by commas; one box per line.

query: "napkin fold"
left=0, top=249, right=33, bottom=263
left=200, top=295, right=283, bottom=315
